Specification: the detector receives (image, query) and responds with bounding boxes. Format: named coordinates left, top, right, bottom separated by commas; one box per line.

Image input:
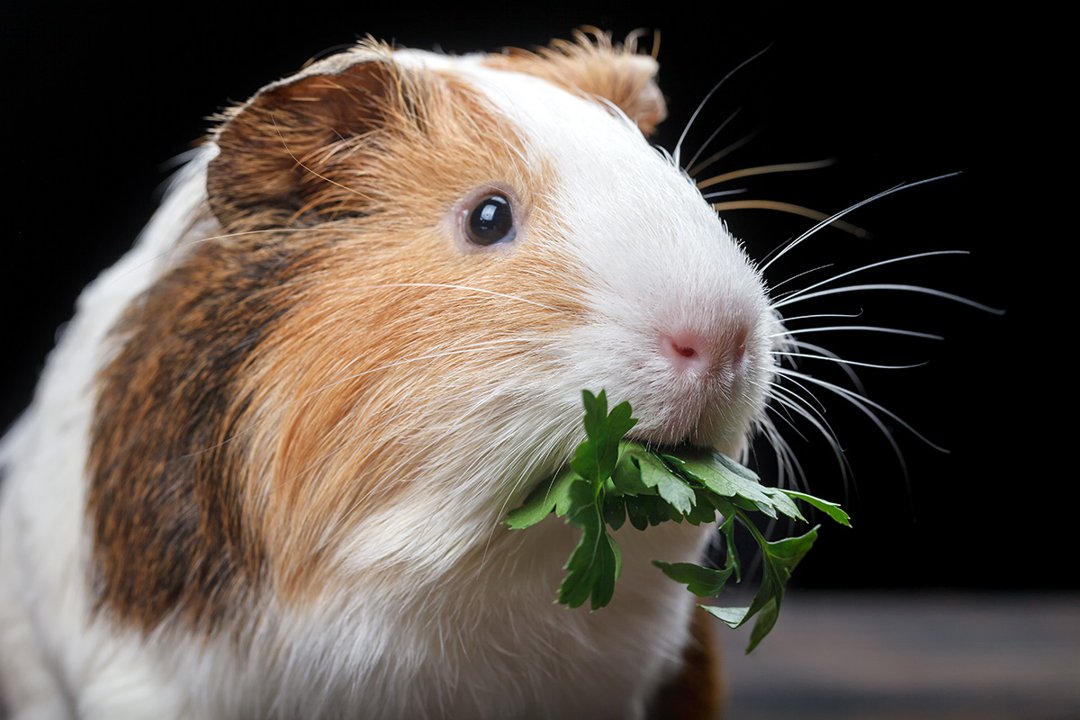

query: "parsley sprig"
left=506, top=390, right=850, bottom=652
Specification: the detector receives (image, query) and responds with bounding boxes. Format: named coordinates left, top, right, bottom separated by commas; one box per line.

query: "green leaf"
left=701, top=605, right=750, bottom=627
left=559, top=483, right=609, bottom=608
left=781, top=490, right=852, bottom=527
left=731, top=521, right=820, bottom=653
left=503, top=390, right=848, bottom=654
left=685, top=489, right=719, bottom=525
left=603, top=493, right=626, bottom=530
left=572, top=390, right=637, bottom=484
left=745, top=597, right=780, bottom=653
left=712, top=452, right=761, bottom=483
left=611, top=449, right=654, bottom=495
left=654, top=561, right=734, bottom=596
left=762, top=487, right=806, bottom=522
left=625, top=448, right=697, bottom=515
left=671, top=452, right=776, bottom=514
left=505, top=467, right=581, bottom=529
left=626, top=497, right=650, bottom=531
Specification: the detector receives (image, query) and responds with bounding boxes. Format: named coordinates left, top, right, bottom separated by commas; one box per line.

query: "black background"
left=1, top=4, right=1064, bottom=590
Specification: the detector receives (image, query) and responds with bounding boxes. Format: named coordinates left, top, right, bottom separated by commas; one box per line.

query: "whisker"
left=701, top=188, right=748, bottom=200
left=759, top=173, right=961, bottom=275
left=756, top=417, right=806, bottom=490
left=765, top=383, right=850, bottom=481
left=777, top=367, right=946, bottom=453
left=697, top=159, right=835, bottom=190
left=768, top=382, right=837, bottom=444
left=778, top=250, right=970, bottom=305
left=347, top=283, right=562, bottom=311
left=767, top=263, right=835, bottom=295
left=768, top=325, right=943, bottom=340
left=686, top=132, right=758, bottom=178
left=773, top=350, right=926, bottom=371
left=778, top=370, right=911, bottom=496
left=768, top=373, right=829, bottom=425
left=772, top=283, right=1005, bottom=313
left=674, top=45, right=771, bottom=167
left=773, top=311, right=864, bottom=325
left=683, top=107, right=742, bottom=175
left=789, top=339, right=867, bottom=396
left=761, top=398, right=809, bottom=444
left=712, top=199, right=868, bottom=237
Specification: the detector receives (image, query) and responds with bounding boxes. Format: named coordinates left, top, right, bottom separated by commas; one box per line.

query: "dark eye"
left=465, top=193, right=516, bottom=246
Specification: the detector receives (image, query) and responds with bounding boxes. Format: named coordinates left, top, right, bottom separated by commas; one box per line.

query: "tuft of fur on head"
left=484, top=28, right=667, bottom=136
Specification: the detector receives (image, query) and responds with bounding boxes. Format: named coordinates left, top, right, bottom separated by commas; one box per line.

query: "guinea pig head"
left=87, top=35, right=777, bottom=633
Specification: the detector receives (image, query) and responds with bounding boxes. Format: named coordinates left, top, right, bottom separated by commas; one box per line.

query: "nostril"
left=660, top=332, right=710, bottom=371
left=671, top=340, right=698, bottom=359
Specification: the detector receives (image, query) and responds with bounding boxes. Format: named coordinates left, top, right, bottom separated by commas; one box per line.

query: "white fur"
left=0, top=48, right=775, bottom=718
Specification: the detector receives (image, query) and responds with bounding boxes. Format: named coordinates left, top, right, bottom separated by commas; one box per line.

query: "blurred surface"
left=719, top=593, right=1080, bottom=719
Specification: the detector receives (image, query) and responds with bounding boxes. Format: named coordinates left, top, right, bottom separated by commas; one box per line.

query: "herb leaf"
left=780, top=489, right=852, bottom=527
left=505, top=466, right=578, bottom=530
left=653, top=561, right=734, bottom=596
left=506, top=390, right=849, bottom=651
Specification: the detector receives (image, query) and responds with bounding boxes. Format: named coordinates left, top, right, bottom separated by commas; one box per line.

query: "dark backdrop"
left=1, top=4, right=1062, bottom=589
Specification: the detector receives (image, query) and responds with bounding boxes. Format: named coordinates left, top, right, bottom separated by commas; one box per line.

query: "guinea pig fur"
left=0, top=33, right=779, bottom=719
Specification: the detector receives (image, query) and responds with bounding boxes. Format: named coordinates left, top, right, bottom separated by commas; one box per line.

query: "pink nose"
left=660, top=327, right=748, bottom=374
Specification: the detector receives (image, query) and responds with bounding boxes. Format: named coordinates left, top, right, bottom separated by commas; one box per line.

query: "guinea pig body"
left=0, top=36, right=777, bottom=719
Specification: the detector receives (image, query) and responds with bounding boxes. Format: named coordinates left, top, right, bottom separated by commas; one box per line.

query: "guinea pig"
left=0, top=32, right=781, bottom=719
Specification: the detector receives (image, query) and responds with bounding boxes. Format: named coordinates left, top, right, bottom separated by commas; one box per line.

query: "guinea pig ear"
left=486, top=29, right=667, bottom=136
left=207, top=47, right=404, bottom=228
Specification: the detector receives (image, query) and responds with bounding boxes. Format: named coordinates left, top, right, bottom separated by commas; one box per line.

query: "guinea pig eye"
left=465, top=193, right=516, bottom=246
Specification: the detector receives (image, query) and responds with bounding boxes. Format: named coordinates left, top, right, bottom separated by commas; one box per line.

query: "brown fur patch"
left=88, top=44, right=588, bottom=631
left=648, top=608, right=726, bottom=719
left=485, top=29, right=667, bottom=136
left=88, top=222, right=315, bottom=631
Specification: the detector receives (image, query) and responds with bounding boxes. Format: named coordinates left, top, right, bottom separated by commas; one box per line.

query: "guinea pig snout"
left=658, top=326, right=748, bottom=377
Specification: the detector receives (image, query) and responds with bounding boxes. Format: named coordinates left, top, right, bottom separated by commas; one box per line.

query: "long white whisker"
left=774, top=311, right=863, bottom=325
left=768, top=325, right=943, bottom=340
left=790, top=340, right=867, bottom=395
left=769, top=383, right=838, bottom=446
left=777, top=250, right=970, bottom=305
left=777, top=367, right=946, bottom=453
left=688, top=132, right=759, bottom=178
left=757, top=418, right=806, bottom=490
left=674, top=46, right=772, bottom=167
left=772, top=283, right=1005, bottom=313
left=761, top=398, right=809, bottom=443
left=773, top=350, right=926, bottom=371
left=768, top=374, right=829, bottom=427
left=349, top=283, right=561, bottom=311
left=768, top=263, right=835, bottom=295
left=683, top=107, right=742, bottom=174
left=766, top=383, right=850, bottom=481
left=702, top=188, right=749, bottom=200
left=759, top=173, right=960, bottom=274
